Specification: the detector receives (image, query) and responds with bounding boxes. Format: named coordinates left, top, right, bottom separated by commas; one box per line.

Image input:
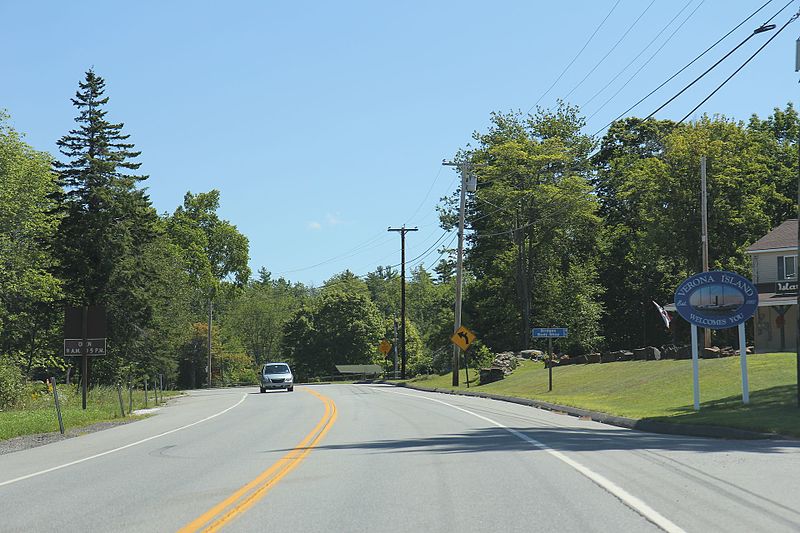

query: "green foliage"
left=222, top=275, right=303, bottom=366
left=218, top=352, right=258, bottom=385
left=167, top=190, right=251, bottom=294
left=283, top=290, right=384, bottom=379
left=399, top=319, right=429, bottom=376
left=449, top=104, right=604, bottom=353
left=0, top=113, right=63, bottom=376
left=470, top=344, right=495, bottom=370
left=594, top=109, right=798, bottom=349
left=0, top=357, right=26, bottom=409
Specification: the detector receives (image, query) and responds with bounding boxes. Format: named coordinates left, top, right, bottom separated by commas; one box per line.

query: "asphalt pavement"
left=1, top=384, right=798, bottom=532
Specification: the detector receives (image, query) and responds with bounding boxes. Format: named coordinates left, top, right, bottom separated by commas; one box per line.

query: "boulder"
left=479, top=367, right=505, bottom=385
left=491, top=352, right=520, bottom=375
left=671, top=345, right=692, bottom=359
left=720, top=346, right=737, bottom=357
left=604, top=350, right=634, bottom=362
left=633, top=346, right=661, bottom=361
left=585, top=353, right=601, bottom=364
left=519, top=349, right=544, bottom=360
left=701, top=346, right=722, bottom=359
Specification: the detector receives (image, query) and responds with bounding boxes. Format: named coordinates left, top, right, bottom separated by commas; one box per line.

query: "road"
left=1, top=384, right=798, bottom=532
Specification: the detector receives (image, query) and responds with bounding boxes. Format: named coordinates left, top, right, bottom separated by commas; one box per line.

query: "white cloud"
left=307, top=213, right=347, bottom=231
left=326, top=213, right=344, bottom=225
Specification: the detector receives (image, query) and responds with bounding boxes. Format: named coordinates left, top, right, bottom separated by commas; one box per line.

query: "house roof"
left=746, top=219, right=798, bottom=253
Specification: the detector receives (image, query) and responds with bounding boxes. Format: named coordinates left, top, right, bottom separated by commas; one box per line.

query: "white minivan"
left=260, top=362, right=294, bottom=393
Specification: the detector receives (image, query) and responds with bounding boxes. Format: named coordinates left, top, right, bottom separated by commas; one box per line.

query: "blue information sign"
left=532, top=327, right=568, bottom=338
left=674, top=271, right=758, bottom=330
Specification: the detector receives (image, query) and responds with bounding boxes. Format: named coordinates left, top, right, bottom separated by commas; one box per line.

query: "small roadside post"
left=51, top=377, right=65, bottom=435
left=532, top=328, right=569, bottom=392
left=116, top=382, right=125, bottom=417
left=548, top=337, right=553, bottom=391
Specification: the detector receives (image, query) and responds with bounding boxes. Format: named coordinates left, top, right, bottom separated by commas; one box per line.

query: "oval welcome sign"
left=674, top=271, right=758, bottom=330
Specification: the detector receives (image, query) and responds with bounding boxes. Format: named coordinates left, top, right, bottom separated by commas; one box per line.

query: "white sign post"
left=690, top=325, right=700, bottom=411
left=739, top=322, right=749, bottom=404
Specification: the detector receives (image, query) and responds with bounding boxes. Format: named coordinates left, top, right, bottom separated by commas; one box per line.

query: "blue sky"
left=2, top=0, right=799, bottom=286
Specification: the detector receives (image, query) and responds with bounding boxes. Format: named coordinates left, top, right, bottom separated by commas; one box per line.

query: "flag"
left=652, top=301, right=671, bottom=329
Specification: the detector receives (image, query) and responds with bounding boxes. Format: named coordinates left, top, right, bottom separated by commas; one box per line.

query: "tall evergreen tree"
left=54, top=69, right=154, bottom=305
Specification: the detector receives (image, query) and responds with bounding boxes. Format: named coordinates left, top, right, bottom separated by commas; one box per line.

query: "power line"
left=407, top=229, right=454, bottom=266
left=470, top=186, right=596, bottom=239
left=273, top=231, right=394, bottom=275
left=591, top=0, right=776, bottom=137
left=643, top=0, right=791, bottom=121
left=404, top=166, right=444, bottom=226
left=528, top=0, right=622, bottom=113
left=677, top=9, right=799, bottom=125
left=562, top=0, right=658, bottom=102
left=587, top=0, right=706, bottom=123
left=409, top=233, right=458, bottom=271
left=581, top=0, right=696, bottom=110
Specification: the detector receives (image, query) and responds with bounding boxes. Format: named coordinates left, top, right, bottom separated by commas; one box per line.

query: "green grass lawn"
left=0, top=384, right=181, bottom=441
left=406, top=353, right=800, bottom=437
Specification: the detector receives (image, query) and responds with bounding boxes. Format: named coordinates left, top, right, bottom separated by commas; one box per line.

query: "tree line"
left=1, top=71, right=798, bottom=396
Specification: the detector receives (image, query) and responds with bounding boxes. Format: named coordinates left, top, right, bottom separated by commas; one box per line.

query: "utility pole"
left=443, top=160, right=477, bottom=386
left=207, top=298, right=213, bottom=388
left=795, top=37, right=800, bottom=407
left=388, top=225, right=417, bottom=379
left=393, top=314, right=399, bottom=378
left=81, top=305, right=88, bottom=409
left=701, top=156, right=712, bottom=349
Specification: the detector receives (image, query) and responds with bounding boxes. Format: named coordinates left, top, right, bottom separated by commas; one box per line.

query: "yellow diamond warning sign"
left=451, top=325, right=476, bottom=351
left=379, top=339, right=392, bottom=355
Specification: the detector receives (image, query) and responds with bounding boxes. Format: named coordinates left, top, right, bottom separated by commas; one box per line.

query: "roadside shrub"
left=408, top=350, right=434, bottom=377
left=470, top=344, right=495, bottom=369
left=0, top=357, right=26, bottom=410
left=219, top=352, right=258, bottom=385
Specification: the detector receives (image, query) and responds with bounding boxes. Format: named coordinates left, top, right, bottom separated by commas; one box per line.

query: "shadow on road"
left=295, top=424, right=800, bottom=456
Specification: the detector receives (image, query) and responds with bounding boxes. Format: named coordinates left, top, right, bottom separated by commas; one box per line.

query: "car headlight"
left=286, top=376, right=293, bottom=382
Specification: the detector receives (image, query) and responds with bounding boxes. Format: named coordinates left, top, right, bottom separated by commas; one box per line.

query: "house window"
left=779, top=255, right=797, bottom=280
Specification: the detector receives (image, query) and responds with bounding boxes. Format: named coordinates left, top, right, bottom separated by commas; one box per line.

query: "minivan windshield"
left=264, top=364, right=289, bottom=374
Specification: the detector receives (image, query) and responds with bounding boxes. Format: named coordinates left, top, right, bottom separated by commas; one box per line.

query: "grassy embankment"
left=0, top=384, right=181, bottom=441
left=407, top=353, right=800, bottom=437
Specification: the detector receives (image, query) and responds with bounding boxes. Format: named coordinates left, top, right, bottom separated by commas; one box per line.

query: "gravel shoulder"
left=0, top=418, right=145, bottom=456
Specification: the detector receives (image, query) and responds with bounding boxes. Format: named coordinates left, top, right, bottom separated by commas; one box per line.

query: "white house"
left=746, top=219, right=798, bottom=353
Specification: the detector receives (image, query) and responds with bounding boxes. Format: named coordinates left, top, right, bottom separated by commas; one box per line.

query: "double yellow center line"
left=178, top=388, right=337, bottom=533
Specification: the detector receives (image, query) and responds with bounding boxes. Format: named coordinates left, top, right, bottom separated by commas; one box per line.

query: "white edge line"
left=0, top=393, right=248, bottom=488
left=382, top=389, right=685, bottom=533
